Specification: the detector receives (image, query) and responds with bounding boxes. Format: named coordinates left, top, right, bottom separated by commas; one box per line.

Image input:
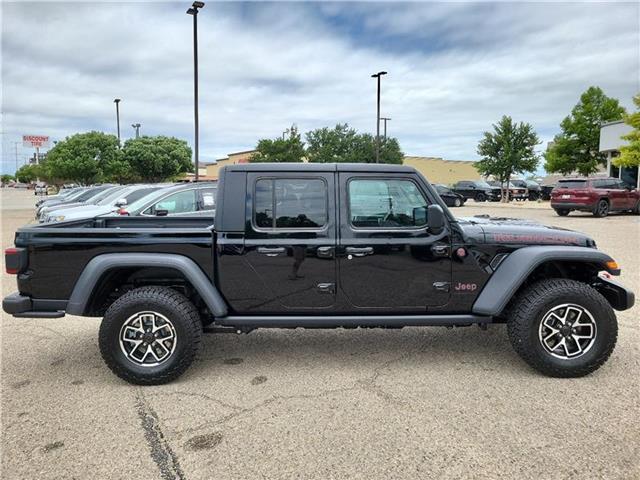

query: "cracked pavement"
left=2, top=189, right=639, bottom=479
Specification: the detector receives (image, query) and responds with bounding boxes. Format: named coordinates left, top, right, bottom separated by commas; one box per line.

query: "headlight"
left=53, top=215, right=66, bottom=222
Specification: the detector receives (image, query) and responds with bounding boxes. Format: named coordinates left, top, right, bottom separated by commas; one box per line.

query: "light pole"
left=14, top=142, right=20, bottom=173
left=371, top=71, right=387, bottom=163
left=381, top=117, right=391, bottom=139
left=114, top=98, right=121, bottom=145
left=187, top=1, right=205, bottom=182
left=132, top=123, right=141, bottom=138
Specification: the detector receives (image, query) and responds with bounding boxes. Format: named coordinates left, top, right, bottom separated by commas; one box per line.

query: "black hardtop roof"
left=224, top=163, right=416, bottom=174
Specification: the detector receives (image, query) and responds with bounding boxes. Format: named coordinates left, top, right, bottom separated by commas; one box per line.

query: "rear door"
left=337, top=172, right=452, bottom=312
left=242, top=172, right=337, bottom=312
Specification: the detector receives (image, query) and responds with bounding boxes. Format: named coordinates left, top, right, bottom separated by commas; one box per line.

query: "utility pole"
left=114, top=98, right=122, bottom=145
left=381, top=117, right=391, bottom=139
left=14, top=142, right=20, bottom=172
left=371, top=71, right=387, bottom=163
left=187, top=1, right=205, bottom=182
left=132, top=123, right=141, bottom=138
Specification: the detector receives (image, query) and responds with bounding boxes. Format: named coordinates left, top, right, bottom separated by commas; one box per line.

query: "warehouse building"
left=600, top=120, right=638, bottom=188
left=206, top=151, right=480, bottom=185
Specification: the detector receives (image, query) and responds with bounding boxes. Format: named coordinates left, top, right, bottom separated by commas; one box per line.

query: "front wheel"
left=507, top=279, right=617, bottom=377
left=475, top=192, right=487, bottom=202
left=99, top=286, right=202, bottom=385
left=454, top=198, right=462, bottom=207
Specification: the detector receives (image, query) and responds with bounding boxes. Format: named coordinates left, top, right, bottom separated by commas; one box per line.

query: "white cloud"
left=2, top=1, right=638, bottom=173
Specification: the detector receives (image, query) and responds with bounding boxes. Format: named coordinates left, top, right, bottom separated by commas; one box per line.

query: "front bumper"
left=3, top=292, right=66, bottom=318
left=594, top=276, right=636, bottom=311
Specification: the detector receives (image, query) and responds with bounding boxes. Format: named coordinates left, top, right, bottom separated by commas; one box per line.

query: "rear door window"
left=254, top=178, right=327, bottom=229
left=199, top=188, right=217, bottom=211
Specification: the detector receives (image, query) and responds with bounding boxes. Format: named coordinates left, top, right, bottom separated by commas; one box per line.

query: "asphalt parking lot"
left=1, top=188, right=639, bottom=480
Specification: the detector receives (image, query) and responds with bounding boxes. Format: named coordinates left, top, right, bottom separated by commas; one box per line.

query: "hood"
left=457, top=214, right=595, bottom=247
left=46, top=205, right=113, bottom=222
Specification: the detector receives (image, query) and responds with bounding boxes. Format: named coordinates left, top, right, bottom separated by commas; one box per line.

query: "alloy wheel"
left=538, top=304, right=597, bottom=359
left=119, top=311, right=177, bottom=367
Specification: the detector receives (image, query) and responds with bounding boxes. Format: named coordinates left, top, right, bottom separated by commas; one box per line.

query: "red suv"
left=551, top=178, right=640, bottom=217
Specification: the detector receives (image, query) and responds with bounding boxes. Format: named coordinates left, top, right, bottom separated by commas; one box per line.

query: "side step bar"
left=214, top=314, right=492, bottom=329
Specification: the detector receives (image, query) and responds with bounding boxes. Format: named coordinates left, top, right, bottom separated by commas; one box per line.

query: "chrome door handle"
left=345, top=246, right=373, bottom=257
left=257, top=247, right=286, bottom=257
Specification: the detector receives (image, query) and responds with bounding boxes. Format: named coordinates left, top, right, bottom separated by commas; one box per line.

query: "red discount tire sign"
left=23, top=135, right=50, bottom=149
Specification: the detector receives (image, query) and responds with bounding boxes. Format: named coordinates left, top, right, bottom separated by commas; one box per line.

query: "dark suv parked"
left=551, top=178, right=640, bottom=217
left=452, top=180, right=500, bottom=202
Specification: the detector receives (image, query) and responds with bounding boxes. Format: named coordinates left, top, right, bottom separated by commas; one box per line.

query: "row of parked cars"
left=449, top=179, right=551, bottom=202
left=35, top=182, right=218, bottom=223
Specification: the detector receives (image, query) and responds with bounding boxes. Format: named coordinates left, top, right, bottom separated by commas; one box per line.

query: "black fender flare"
left=66, top=253, right=228, bottom=317
left=472, top=246, right=618, bottom=316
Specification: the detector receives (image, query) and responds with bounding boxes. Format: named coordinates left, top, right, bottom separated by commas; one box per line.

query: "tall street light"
left=114, top=98, right=122, bottom=145
left=371, top=71, right=387, bottom=163
left=187, top=1, right=205, bottom=182
left=132, top=123, right=141, bottom=138
left=381, top=117, right=391, bottom=139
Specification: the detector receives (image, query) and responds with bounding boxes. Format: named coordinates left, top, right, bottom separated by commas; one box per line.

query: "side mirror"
left=412, top=206, right=428, bottom=226
left=115, top=198, right=127, bottom=207
left=155, top=209, right=169, bottom=217
left=427, top=204, right=445, bottom=233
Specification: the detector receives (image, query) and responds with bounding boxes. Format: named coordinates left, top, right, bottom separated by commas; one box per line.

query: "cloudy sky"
left=2, top=1, right=639, bottom=174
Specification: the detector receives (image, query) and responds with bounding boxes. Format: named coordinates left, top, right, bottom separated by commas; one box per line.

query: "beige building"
left=403, top=156, right=480, bottom=185
left=206, top=150, right=256, bottom=179
left=205, top=150, right=481, bottom=185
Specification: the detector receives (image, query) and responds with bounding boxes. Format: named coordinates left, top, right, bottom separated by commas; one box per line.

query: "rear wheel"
left=554, top=209, right=570, bottom=216
left=454, top=197, right=462, bottom=207
left=99, top=286, right=202, bottom=385
left=633, top=200, right=640, bottom=215
left=475, top=192, right=487, bottom=202
left=593, top=199, right=609, bottom=217
left=507, top=279, right=617, bottom=377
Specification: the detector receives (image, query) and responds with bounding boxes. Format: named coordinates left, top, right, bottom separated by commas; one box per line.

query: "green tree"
left=545, top=87, right=626, bottom=175
left=1, top=174, right=15, bottom=184
left=44, top=131, right=120, bottom=185
left=122, top=136, right=193, bottom=182
left=251, top=125, right=305, bottom=163
left=15, top=164, right=39, bottom=183
left=306, top=123, right=403, bottom=164
left=476, top=115, right=540, bottom=202
left=614, top=93, right=640, bottom=174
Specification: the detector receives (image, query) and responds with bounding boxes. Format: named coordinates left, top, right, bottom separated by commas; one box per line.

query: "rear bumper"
left=594, top=276, right=636, bottom=311
left=550, top=201, right=595, bottom=211
left=3, top=292, right=66, bottom=318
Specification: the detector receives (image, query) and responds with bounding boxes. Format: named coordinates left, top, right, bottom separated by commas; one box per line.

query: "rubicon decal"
left=490, top=233, right=582, bottom=245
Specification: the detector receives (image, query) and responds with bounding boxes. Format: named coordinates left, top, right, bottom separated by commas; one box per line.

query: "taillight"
left=5, top=247, right=26, bottom=274
left=117, top=208, right=129, bottom=215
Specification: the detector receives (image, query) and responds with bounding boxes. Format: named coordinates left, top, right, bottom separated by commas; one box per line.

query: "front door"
left=337, top=173, right=452, bottom=312
left=241, top=172, right=337, bottom=313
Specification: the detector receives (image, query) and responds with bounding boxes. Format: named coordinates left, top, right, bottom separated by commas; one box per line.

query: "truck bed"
left=14, top=216, right=215, bottom=301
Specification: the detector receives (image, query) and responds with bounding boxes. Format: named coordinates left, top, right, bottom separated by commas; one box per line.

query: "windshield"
left=558, top=180, right=588, bottom=189
left=93, top=186, right=130, bottom=205
left=72, top=186, right=113, bottom=202
left=474, top=181, right=492, bottom=188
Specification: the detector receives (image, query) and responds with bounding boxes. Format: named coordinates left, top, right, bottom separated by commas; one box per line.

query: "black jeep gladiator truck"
left=3, top=164, right=635, bottom=384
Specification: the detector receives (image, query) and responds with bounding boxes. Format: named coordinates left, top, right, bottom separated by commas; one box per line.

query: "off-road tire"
left=99, top=286, right=202, bottom=385
left=507, top=279, right=617, bottom=378
left=554, top=208, right=570, bottom=216
left=475, top=192, right=487, bottom=202
left=593, top=199, right=609, bottom=218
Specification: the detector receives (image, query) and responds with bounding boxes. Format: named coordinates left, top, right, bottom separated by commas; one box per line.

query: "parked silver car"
left=43, top=184, right=170, bottom=223
left=108, top=182, right=217, bottom=217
